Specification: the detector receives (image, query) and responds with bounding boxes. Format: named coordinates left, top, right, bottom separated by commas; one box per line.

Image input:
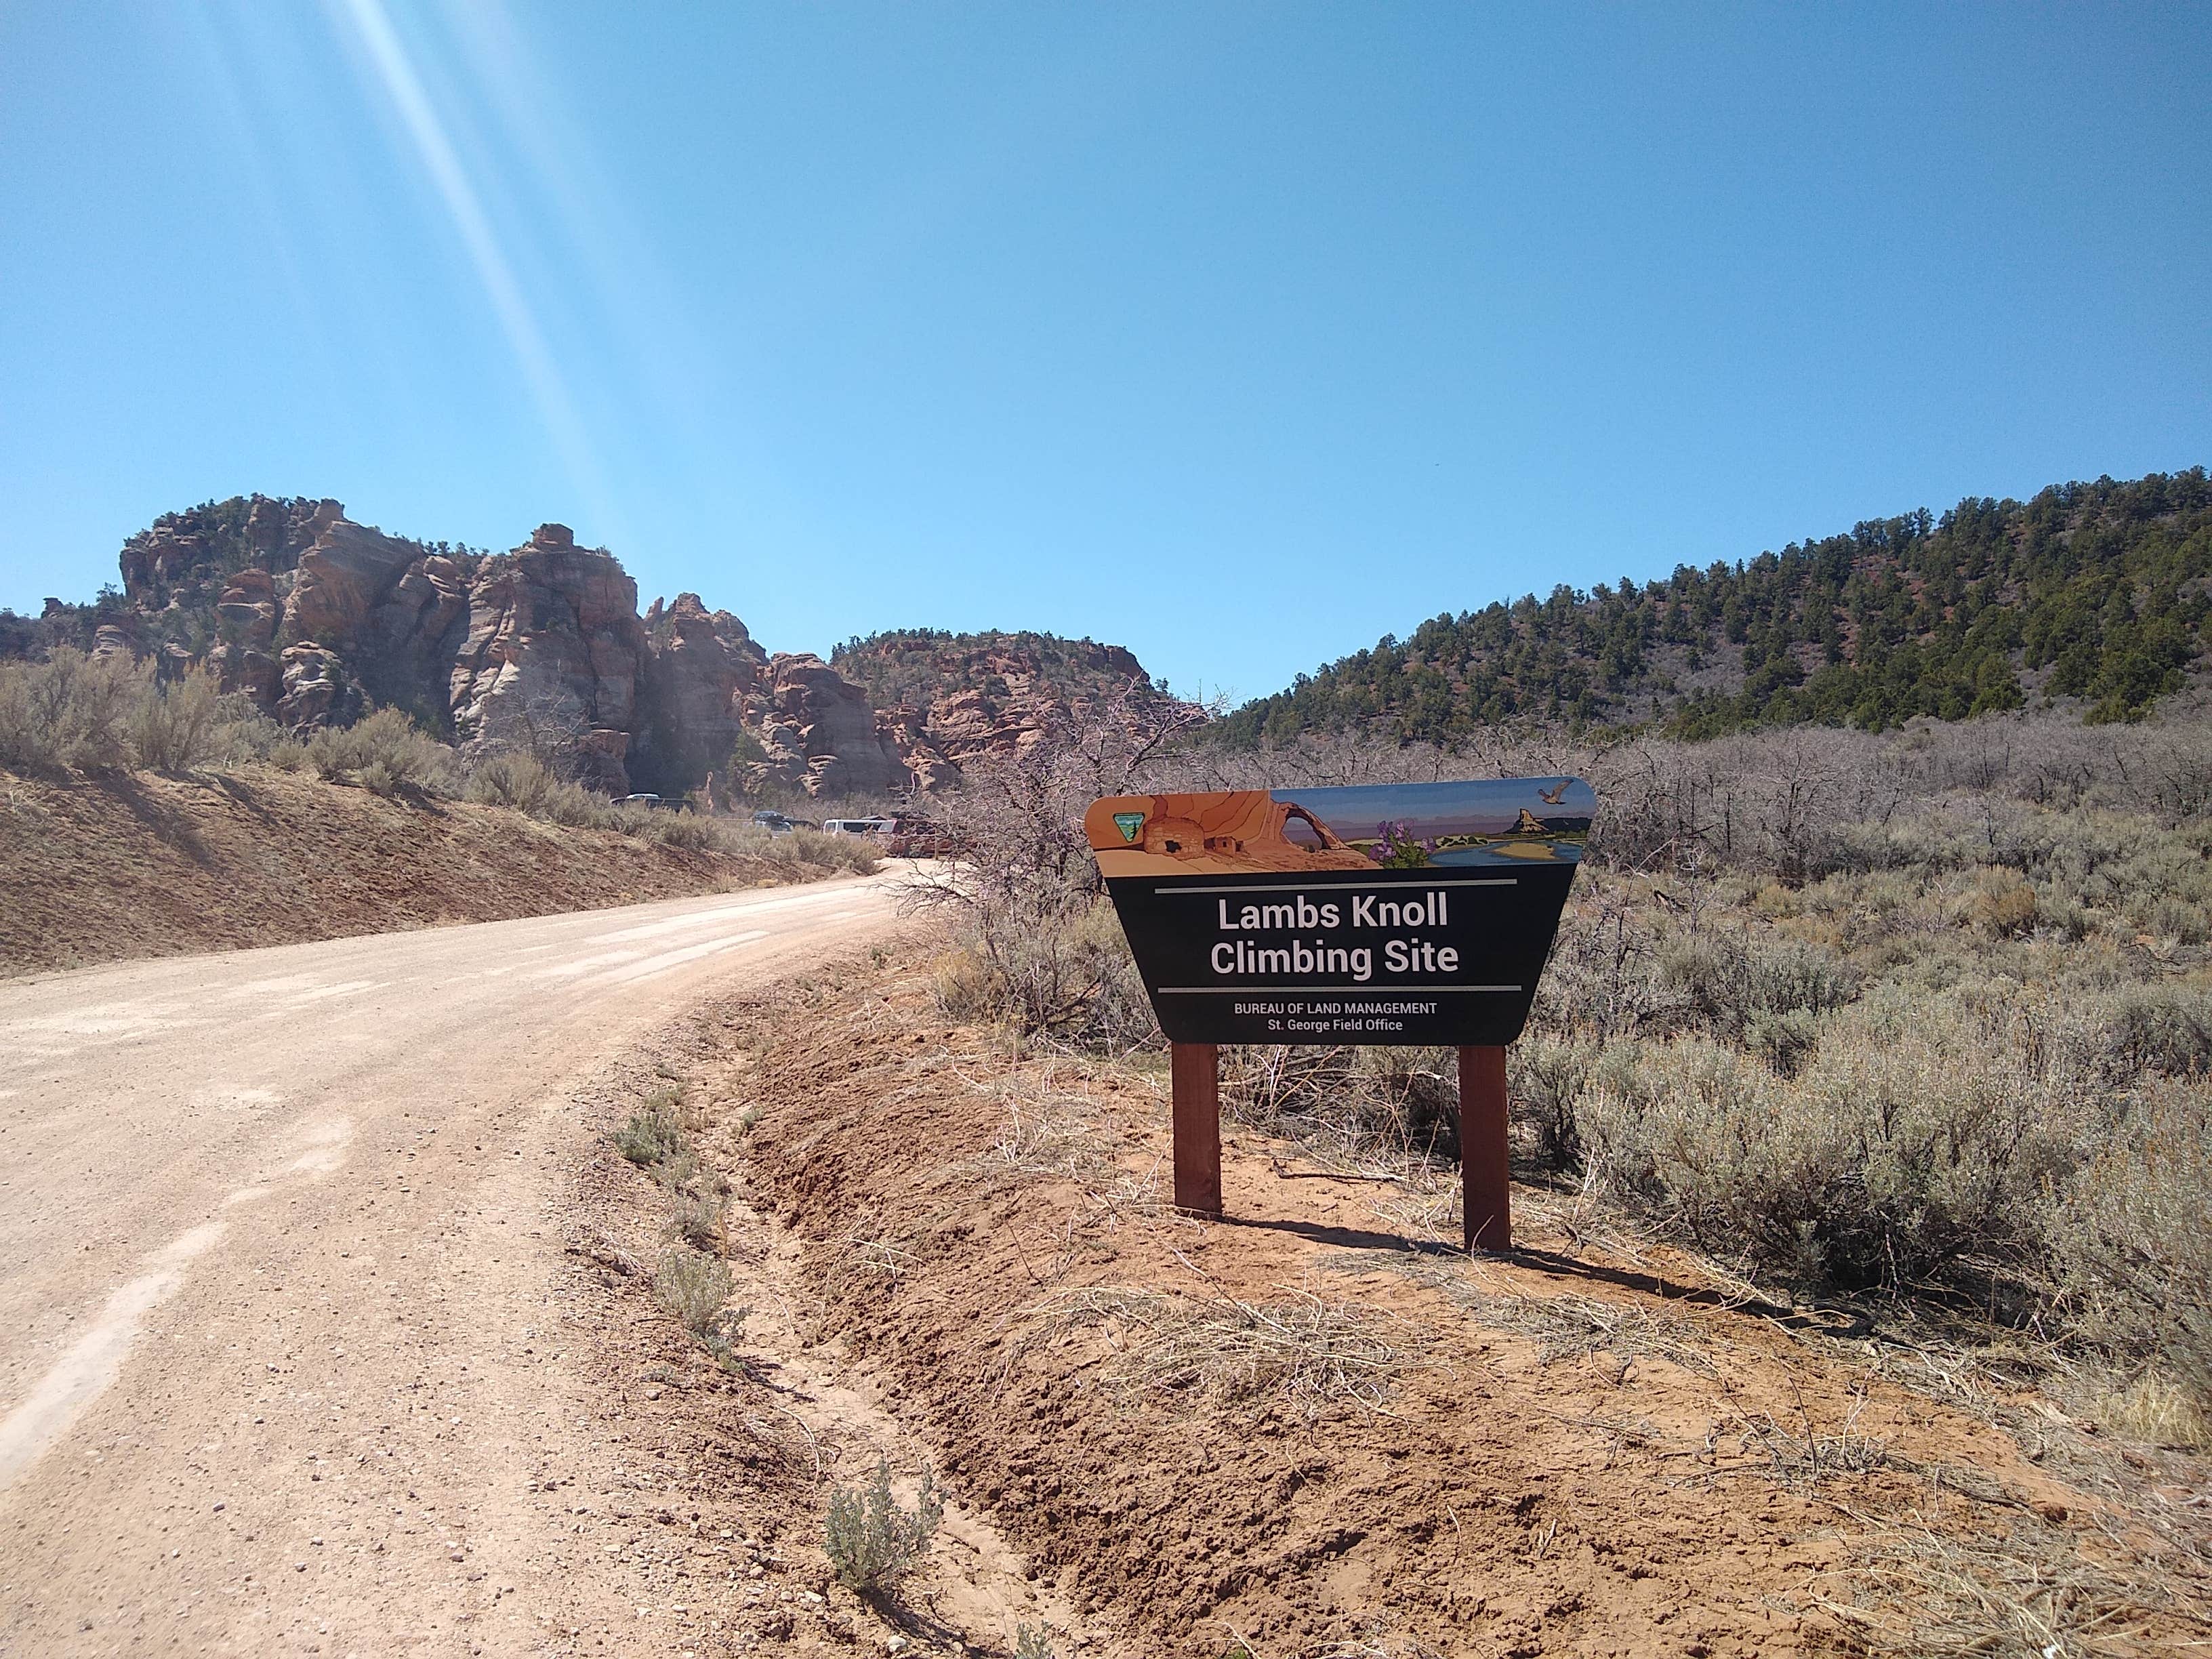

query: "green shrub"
left=1580, top=985, right=2093, bottom=1292
left=125, top=665, right=225, bottom=771
left=0, top=647, right=141, bottom=770
left=614, top=1100, right=687, bottom=1168
left=823, top=1455, right=943, bottom=1597
left=654, top=1249, right=739, bottom=1340
left=2049, top=1087, right=2212, bottom=1416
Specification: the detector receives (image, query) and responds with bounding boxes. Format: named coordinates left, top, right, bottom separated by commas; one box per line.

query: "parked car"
left=882, top=814, right=962, bottom=857
left=821, top=817, right=893, bottom=838
left=750, top=809, right=798, bottom=835
left=619, top=792, right=695, bottom=813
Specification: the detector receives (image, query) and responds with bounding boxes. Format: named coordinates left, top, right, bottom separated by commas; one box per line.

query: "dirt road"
left=0, top=873, right=909, bottom=1656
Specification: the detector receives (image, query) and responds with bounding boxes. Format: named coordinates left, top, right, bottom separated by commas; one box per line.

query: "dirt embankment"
left=0, top=766, right=823, bottom=978
left=586, top=948, right=2211, bottom=1658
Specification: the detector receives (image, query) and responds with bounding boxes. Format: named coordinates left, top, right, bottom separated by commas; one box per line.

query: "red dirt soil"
left=0, top=766, right=817, bottom=978
left=634, top=954, right=2206, bottom=1658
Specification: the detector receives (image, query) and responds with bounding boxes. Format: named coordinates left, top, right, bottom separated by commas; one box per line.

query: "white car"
left=821, top=817, right=893, bottom=838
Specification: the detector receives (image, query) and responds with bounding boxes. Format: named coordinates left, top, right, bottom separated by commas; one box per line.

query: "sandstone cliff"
left=831, top=628, right=1192, bottom=786
left=9, top=495, right=1183, bottom=800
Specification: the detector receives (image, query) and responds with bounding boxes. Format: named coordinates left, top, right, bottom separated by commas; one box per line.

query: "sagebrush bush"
left=302, top=707, right=457, bottom=792
left=2049, top=1086, right=2212, bottom=1414
left=654, top=1249, right=737, bottom=1339
left=1655, top=929, right=1861, bottom=1043
left=672, top=1189, right=723, bottom=1251
left=614, top=1099, right=687, bottom=1168
left=1579, top=980, right=2112, bottom=1290
left=823, top=1456, right=943, bottom=1597
left=0, top=648, right=156, bottom=770
left=464, top=750, right=583, bottom=817
left=125, top=666, right=225, bottom=771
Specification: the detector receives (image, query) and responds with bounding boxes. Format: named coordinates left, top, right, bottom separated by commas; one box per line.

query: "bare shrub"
left=917, top=676, right=1209, bottom=1048
left=823, top=1455, right=943, bottom=1598
left=1219, top=1043, right=1461, bottom=1172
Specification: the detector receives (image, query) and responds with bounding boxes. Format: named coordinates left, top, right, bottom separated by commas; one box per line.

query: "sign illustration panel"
left=1085, top=777, right=1595, bottom=1046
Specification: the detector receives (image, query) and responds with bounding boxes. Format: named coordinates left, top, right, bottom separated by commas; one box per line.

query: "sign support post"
left=1458, top=1045, right=1511, bottom=1251
left=1170, top=1042, right=1222, bottom=1218
left=1087, top=779, right=1593, bottom=1249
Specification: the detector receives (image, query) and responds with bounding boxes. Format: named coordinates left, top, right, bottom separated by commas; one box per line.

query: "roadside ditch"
left=562, top=940, right=2210, bottom=1659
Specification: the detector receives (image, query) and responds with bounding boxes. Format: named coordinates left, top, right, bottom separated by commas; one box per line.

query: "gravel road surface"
left=0, top=872, right=909, bottom=1655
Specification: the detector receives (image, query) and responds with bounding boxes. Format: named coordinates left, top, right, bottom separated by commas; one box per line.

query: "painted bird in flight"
left=1538, top=781, right=1570, bottom=805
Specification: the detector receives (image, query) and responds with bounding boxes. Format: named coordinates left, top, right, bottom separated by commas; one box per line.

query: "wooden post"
left=1170, top=1042, right=1223, bottom=1218
left=1458, top=1044, right=1510, bottom=1252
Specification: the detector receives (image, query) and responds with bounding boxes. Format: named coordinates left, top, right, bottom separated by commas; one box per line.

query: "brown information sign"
left=1085, top=778, right=1593, bottom=1048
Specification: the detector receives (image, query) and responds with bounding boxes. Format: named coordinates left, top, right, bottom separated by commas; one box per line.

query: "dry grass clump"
left=1038, top=1284, right=1427, bottom=1416
left=1358, top=1252, right=1720, bottom=1377
left=1811, top=1513, right=2212, bottom=1658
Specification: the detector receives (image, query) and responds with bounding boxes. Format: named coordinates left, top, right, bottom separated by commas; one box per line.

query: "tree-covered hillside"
left=830, top=628, right=1166, bottom=710
left=1218, top=470, right=2212, bottom=745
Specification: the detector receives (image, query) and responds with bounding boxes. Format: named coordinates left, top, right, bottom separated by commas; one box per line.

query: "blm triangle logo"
left=1112, top=812, right=1145, bottom=843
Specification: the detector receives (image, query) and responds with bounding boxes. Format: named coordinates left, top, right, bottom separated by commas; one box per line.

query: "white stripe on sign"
left=1158, top=878, right=1519, bottom=895
left=1156, top=984, right=1522, bottom=994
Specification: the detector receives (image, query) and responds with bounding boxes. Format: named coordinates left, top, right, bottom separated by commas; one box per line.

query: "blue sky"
left=3, top=3, right=2207, bottom=704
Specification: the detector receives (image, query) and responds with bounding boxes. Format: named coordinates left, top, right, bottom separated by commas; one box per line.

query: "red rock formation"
left=633, top=593, right=766, bottom=796
left=737, top=654, right=910, bottom=798
left=446, top=525, right=650, bottom=793
left=22, top=496, right=1182, bottom=802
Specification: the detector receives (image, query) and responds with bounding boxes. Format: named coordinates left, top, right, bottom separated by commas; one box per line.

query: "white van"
left=821, top=817, right=893, bottom=838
